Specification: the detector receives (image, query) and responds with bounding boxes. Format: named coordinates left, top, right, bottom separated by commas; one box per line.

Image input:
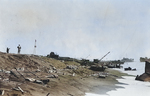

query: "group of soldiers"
left=6, top=44, right=21, bottom=54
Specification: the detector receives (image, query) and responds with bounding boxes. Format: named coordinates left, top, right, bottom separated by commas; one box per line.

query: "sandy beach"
left=0, top=52, right=128, bottom=96
left=25, top=69, right=127, bottom=96
left=86, top=61, right=150, bottom=96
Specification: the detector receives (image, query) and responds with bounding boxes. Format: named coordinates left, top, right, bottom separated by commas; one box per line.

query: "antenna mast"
left=33, top=39, right=37, bottom=54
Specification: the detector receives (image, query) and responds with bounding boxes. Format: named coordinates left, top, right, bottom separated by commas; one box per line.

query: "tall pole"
left=33, top=40, right=37, bottom=55
left=99, top=51, right=110, bottom=62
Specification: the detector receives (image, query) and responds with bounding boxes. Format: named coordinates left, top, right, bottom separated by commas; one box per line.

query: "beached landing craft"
left=124, top=67, right=136, bottom=71
left=121, top=57, right=134, bottom=62
left=136, top=61, right=150, bottom=81
left=90, top=52, right=110, bottom=71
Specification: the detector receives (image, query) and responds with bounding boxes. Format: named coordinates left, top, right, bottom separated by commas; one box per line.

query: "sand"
left=0, top=52, right=128, bottom=96
left=0, top=69, right=127, bottom=96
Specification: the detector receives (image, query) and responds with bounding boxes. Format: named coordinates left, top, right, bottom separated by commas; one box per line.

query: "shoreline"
left=44, top=68, right=128, bottom=96
left=84, top=68, right=128, bottom=96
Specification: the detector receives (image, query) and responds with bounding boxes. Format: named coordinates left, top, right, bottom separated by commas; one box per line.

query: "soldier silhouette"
left=6, top=47, right=10, bottom=53
left=17, top=44, right=21, bottom=54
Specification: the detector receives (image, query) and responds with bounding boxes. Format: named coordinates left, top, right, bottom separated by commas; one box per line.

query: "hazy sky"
left=0, top=0, right=150, bottom=61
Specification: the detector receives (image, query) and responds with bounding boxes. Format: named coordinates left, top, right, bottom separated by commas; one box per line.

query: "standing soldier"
left=6, top=47, right=10, bottom=53
left=17, top=44, right=21, bottom=54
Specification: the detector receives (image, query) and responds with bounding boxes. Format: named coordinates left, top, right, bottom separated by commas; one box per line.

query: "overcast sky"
left=0, top=0, right=150, bottom=61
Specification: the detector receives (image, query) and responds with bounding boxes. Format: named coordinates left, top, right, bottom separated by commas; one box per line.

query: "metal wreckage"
left=136, top=61, right=150, bottom=81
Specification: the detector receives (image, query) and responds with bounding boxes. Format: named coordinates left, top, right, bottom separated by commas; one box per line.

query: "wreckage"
left=136, top=61, right=150, bottom=81
left=124, top=67, right=136, bottom=71
left=89, top=52, right=110, bottom=71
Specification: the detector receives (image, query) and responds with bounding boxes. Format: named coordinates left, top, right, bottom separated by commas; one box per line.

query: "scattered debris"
left=124, top=67, right=132, bottom=71
left=13, top=86, right=24, bottom=94
left=66, top=65, right=77, bottom=70
left=0, top=90, right=4, bottom=95
left=18, top=87, right=24, bottom=94
left=34, top=80, right=43, bottom=84
left=46, top=93, right=50, bottom=96
left=53, top=67, right=56, bottom=70
left=124, top=67, right=136, bottom=71
left=0, top=51, right=126, bottom=96
left=72, top=73, right=75, bottom=76
left=46, top=74, right=58, bottom=78
left=25, top=78, right=35, bottom=82
left=36, top=69, right=41, bottom=72
left=41, top=79, right=50, bottom=84
left=99, top=72, right=108, bottom=78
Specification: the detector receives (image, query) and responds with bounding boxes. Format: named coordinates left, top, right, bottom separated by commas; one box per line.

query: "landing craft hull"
left=90, top=65, right=105, bottom=71
left=136, top=61, right=150, bottom=81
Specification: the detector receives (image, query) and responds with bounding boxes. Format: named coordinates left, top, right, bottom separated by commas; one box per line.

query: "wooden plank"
left=18, top=87, right=24, bottom=94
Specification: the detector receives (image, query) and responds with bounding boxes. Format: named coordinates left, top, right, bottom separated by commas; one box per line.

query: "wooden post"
left=26, top=68, right=40, bottom=79
left=46, top=93, right=50, bottom=96
left=14, top=68, right=26, bottom=80
left=18, top=87, right=24, bottom=94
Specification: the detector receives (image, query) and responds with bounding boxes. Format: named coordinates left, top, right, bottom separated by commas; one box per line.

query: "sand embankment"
left=0, top=52, right=127, bottom=96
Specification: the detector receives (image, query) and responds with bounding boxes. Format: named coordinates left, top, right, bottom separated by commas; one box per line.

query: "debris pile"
left=66, top=65, right=78, bottom=70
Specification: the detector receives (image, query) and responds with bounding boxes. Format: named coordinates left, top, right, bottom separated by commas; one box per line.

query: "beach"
left=86, top=61, right=150, bottom=96
left=1, top=52, right=149, bottom=96
left=0, top=52, right=129, bottom=96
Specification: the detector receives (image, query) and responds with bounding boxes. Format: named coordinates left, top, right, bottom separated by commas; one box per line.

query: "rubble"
left=66, top=65, right=77, bottom=70
left=46, top=93, right=50, bottom=96
left=41, top=79, right=50, bottom=84
left=0, top=51, right=120, bottom=96
left=18, top=87, right=24, bottom=94
left=72, top=73, right=75, bottom=76
left=25, top=78, right=35, bottom=82
left=34, top=80, right=43, bottom=84
left=0, top=90, right=4, bottom=95
left=46, top=74, right=58, bottom=78
left=99, top=72, right=108, bottom=78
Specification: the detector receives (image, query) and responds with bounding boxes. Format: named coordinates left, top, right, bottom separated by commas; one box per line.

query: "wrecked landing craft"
left=124, top=67, right=136, bottom=71
left=90, top=65, right=106, bottom=71
left=136, top=61, right=150, bottom=81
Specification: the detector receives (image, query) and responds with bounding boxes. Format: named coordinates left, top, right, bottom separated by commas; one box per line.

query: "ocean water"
left=85, top=61, right=150, bottom=96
